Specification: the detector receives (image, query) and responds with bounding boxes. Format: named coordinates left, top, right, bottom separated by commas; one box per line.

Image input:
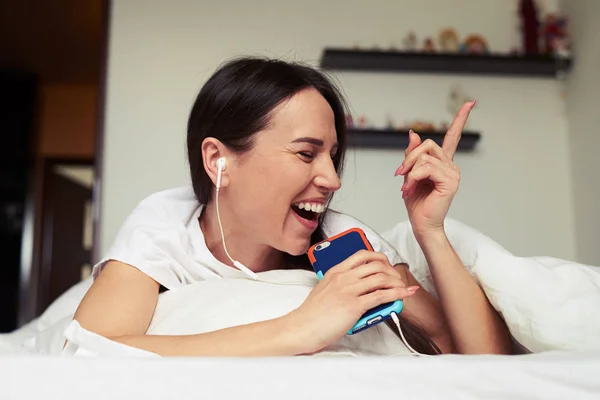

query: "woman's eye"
left=298, top=152, right=314, bottom=159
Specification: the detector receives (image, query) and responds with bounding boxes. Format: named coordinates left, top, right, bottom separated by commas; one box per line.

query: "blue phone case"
left=308, top=228, right=403, bottom=335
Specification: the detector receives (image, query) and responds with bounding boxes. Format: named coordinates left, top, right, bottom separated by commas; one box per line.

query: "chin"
left=282, top=237, right=312, bottom=256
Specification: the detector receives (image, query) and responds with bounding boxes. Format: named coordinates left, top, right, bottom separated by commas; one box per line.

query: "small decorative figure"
left=553, top=35, right=571, bottom=59
left=423, top=37, right=436, bottom=53
left=345, top=115, right=354, bottom=128
left=403, top=31, right=418, bottom=51
left=519, top=0, right=540, bottom=55
left=509, top=47, right=521, bottom=56
left=438, top=28, right=460, bottom=53
left=439, top=121, right=449, bottom=131
left=411, top=121, right=436, bottom=132
left=460, top=34, right=489, bottom=54
left=357, top=116, right=368, bottom=128
left=385, top=114, right=395, bottom=129
left=542, top=14, right=569, bottom=55
left=398, top=121, right=410, bottom=131
left=541, top=14, right=560, bottom=54
left=447, top=84, right=472, bottom=126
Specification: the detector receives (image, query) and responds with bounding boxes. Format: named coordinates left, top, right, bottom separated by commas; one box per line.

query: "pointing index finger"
left=443, top=101, right=475, bottom=159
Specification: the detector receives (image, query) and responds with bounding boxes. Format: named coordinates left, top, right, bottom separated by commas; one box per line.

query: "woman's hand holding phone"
left=289, top=250, right=419, bottom=355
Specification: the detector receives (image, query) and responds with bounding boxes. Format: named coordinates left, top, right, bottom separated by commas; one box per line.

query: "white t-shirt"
left=93, top=186, right=405, bottom=287
left=93, top=186, right=412, bottom=356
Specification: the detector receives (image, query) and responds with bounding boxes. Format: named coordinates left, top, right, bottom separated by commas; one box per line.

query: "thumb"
left=395, top=130, right=423, bottom=177
left=406, top=130, right=422, bottom=155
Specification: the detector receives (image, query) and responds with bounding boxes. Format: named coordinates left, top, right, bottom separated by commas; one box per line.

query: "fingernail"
left=401, top=182, right=407, bottom=191
left=395, top=164, right=404, bottom=176
left=407, top=286, right=420, bottom=291
left=470, top=100, right=476, bottom=109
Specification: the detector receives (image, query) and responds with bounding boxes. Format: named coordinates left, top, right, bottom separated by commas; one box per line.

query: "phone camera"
left=315, top=244, right=322, bottom=251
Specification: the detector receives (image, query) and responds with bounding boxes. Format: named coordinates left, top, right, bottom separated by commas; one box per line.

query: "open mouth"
left=291, top=202, right=324, bottom=222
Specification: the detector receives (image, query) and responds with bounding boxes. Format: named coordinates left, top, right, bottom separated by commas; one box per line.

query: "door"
left=38, top=163, right=93, bottom=314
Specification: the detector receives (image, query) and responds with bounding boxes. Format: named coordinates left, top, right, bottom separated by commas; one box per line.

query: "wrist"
left=413, top=228, right=450, bottom=254
left=279, top=310, right=316, bottom=355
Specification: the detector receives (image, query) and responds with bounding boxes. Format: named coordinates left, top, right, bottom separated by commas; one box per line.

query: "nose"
left=314, top=157, right=342, bottom=193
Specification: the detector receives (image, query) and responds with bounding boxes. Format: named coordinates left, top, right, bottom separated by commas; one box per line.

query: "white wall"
left=563, top=0, right=600, bottom=265
left=100, top=0, right=576, bottom=261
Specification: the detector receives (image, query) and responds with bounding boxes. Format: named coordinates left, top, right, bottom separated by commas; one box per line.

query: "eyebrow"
left=292, top=137, right=338, bottom=149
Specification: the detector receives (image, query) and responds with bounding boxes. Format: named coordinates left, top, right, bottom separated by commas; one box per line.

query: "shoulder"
left=321, top=209, right=405, bottom=265
left=131, top=186, right=200, bottom=220
left=113, top=185, right=202, bottom=246
left=93, top=186, right=205, bottom=288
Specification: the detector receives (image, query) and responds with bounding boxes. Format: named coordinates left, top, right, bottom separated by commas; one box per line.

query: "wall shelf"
left=321, top=48, right=572, bottom=78
left=347, top=128, right=481, bottom=151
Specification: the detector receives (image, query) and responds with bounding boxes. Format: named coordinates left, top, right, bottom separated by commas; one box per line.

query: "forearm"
left=110, top=313, right=307, bottom=357
left=416, top=230, right=512, bottom=354
left=394, top=264, right=453, bottom=353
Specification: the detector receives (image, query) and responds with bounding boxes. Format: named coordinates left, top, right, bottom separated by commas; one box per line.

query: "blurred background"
left=0, top=0, right=598, bottom=333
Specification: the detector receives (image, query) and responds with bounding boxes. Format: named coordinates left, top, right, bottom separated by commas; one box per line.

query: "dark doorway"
left=37, top=161, right=94, bottom=315
left=0, top=71, right=38, bottom=332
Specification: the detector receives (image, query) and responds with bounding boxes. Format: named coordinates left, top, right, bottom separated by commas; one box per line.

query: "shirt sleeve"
left=91, top=192, right=188, bottom=290
left=321, top=210, right=406, bottom=267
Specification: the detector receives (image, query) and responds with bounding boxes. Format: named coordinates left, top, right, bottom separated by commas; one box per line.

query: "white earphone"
left=214, top=156, right=258, bottom=280
left=216, top=157, right=226, bottom=189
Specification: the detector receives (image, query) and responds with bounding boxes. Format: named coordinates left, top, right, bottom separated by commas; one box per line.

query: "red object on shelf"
left=519, top=0, right=540, bottom=55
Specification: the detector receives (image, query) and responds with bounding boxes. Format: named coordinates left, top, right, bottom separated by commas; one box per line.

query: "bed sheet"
left=3, top=351, right=600, bottom=400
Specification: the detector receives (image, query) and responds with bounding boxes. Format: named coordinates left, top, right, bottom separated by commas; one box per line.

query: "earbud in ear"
left=216, top=157, right=226, bottom=189
left=217, top=157, right=226, bottom=171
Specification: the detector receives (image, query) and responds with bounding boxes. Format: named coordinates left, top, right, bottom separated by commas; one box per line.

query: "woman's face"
left=227, top=87, right=342, bottom=256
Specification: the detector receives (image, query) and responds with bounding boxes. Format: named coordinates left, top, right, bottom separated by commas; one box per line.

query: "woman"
left=73, top=57, right=511, bottom=356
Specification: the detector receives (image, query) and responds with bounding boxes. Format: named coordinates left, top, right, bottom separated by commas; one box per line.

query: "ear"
left=201, top=138, right=231, bottom=188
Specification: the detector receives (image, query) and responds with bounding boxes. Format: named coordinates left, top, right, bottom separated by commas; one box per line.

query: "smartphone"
left=307, top=227, right=403, bottom=335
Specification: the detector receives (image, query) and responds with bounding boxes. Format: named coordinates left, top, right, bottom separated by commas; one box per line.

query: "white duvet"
left=4, top=218, right=600, bottom=356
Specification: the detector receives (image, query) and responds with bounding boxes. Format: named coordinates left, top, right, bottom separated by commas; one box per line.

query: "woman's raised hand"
left=395, top=101, right=475, bottom=238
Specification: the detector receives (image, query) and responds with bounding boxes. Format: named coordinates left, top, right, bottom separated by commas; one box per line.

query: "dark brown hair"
left=186, top=56, right=440, bottom=355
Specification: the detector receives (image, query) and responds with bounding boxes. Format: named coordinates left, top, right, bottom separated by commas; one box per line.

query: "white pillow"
left=62, top=269, right=411, bottom=357
left=0, top=278, right=93, bottom=355
left=382, top=218, right=600, bottom=353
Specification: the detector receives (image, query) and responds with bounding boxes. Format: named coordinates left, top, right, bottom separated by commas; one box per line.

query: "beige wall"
left=563, top=0, right=600, bottom=265
left=100, top=0, right=578, bottom=261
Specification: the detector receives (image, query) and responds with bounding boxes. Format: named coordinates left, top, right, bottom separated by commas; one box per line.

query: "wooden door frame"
left=17, top=0, right=112, bottom=327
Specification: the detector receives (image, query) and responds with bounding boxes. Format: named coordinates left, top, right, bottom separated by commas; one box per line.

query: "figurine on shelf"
left=403, top=31, right=418, bottom=51
left=398, top=121, right=411, bottom=131
left=542, top=14, right=569, bottom=56
left=345, top=114, right=354, bottom=128
left=509, top=47, right=521, bottom=56
left=411, top=121, right=436, bottom=132
left=385, top=114, right=395, bottom=130
left=439, top=121, right=449, bottom=131
left=460, top=34, right=489, bottom=55
left=519, top=0, right=540, bottom=55
left=447, top=84, right=472, bottom=128
left=438, top=28, right=460, bottom=53
left=553, top=34, right=571, bottom=59
left=423, top=37, right=436, bottom=53
left=357, top=116, right=369, bottom=128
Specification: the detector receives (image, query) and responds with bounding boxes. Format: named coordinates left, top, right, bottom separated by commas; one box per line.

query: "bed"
left=2, top=218, right=600, bottom=399
left=3, top=351, right=600, bottom=399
